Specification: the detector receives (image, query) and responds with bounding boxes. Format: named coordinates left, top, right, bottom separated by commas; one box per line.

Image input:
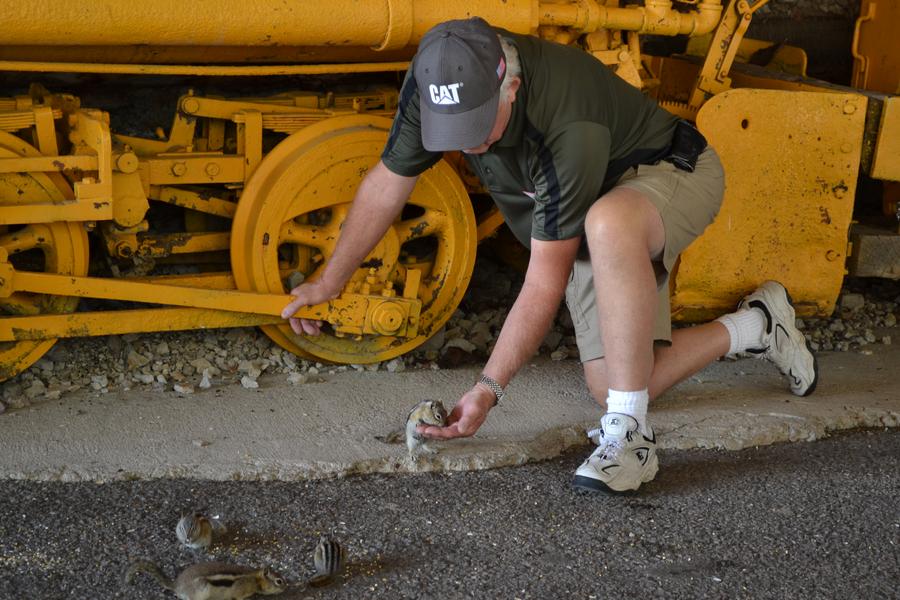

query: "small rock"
left=174, top=383, right=194, bottom=394
left=156, top=341, right=170, bottom=356
left=542, top=330, right=564, bottom=351
left=550, top=348, right=569, bottom=361
left=883, top=336, right=892, bottom=345
left=133, top=373, right=155, bottom=385
left=385, top=358, right=405, bottom=373
left=192, top=439, right=210, bottom=448
left=190, top=358, right=218, bottom=375
left=127, top=350, right=150, bottom=369
left=156, top=374, right=167, bottom=385
left=286, top=271, right=305, bottom=290
left=199, top=370, right=212, bottom=389
left=287, top=373, right=308, bottom=385
left=885, top=313, right=897, bottom=328
left=840, top=292, right=865, bottom=311
left=0, top=400, right=5, bottom=414
left=444, top=338, right=477, bottom=353
left=44, top=389, right=62, bottom=401
left=107, top=336, right=124, bottom=354
left=238, top=360, right=262, bottom=379
left=240, top=376, right=259, bottom=389
left=24, top=379, right=46, bottom=400
left=90, top=375, right=109, bottom=390
left=419, top=328, right=446, bottom=353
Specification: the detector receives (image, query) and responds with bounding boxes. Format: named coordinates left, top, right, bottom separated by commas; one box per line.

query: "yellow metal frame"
left=0, top=255, right=423, bottom=342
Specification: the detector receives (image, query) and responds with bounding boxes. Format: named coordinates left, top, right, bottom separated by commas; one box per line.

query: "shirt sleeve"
left=528, top=121, right=611, bottom=241
left=381, top=67, right=443, bottom=177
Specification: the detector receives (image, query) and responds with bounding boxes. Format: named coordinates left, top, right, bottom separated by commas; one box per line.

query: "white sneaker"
left=573, top=413, right=658, bottom=493
left=738, top=281, right=818, bottom=397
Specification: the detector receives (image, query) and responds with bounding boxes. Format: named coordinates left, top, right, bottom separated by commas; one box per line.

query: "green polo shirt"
left=381, top=29, right=678, bottom=248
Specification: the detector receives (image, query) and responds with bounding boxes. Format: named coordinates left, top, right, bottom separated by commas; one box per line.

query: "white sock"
left=606, top=388, right=649, bottom=435
left=716, top=308, right=766, bottom=355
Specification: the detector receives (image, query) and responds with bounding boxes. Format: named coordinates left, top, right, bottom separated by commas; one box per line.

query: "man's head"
left=414, top=17, right=510, bottom=152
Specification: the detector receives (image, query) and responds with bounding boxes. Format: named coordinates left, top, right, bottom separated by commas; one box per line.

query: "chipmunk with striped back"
left=125, top=561, right=286, bottom=600
left=307, top=535, right=346, bottom=587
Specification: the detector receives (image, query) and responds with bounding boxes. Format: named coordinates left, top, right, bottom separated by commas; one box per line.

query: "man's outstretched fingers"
left=281, top=296, right=305, bottom=320
left=418, top=423, right=464, bottom=439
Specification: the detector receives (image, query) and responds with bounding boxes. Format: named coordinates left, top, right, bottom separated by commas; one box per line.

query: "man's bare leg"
left=583, top=321, right=731, bottom=405
left=583, top=187, right=663, bottom=392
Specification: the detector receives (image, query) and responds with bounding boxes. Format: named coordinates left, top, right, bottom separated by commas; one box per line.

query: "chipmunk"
left=125, top=560, right=286, bottom=599
left=307, top=535, right=346, bottom=587
left=376, top=400, right=448, bottom=456
left=176, top=512, right=227, bottom=551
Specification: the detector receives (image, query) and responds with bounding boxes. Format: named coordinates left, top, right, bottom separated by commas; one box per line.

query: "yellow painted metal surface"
left=671, top=88, right=867, bottom=321
left=230, top=115, right=476, bottom=364
left=1, top=0, right=538, bottom=48
left=0, top=61, right=412, bottom=77
left=0, top=1, right=724, bottom=72
left=0, top=132, right=89, bottom=379
left=852, top=0, right=900, bottom=94
left=871, top=97, right=900, bottom=182
left=0, top=261, right=423, bottom=342
left=0, top=308, right=282, bottom=342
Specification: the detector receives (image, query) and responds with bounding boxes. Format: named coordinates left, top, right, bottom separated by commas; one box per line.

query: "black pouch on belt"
left=663, top=119, right=707, bottom=173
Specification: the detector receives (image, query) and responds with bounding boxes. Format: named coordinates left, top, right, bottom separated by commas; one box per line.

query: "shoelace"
left=586, top=428, right=624, bottom=460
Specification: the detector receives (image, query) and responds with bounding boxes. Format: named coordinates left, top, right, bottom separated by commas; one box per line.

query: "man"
left=281, top=17, right=818, bottom=493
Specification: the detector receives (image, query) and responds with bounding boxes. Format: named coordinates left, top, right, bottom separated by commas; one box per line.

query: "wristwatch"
left=478, top=374, right=506, bottom=406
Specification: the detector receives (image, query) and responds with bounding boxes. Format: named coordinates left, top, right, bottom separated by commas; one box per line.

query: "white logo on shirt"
left=429, top=83, right=463, bottom=105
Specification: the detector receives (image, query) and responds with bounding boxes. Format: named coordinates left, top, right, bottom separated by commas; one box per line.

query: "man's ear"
left=506, top=76, right=521, bottom=102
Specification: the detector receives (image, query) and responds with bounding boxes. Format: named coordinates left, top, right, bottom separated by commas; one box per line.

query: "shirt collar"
left=495, top=90, right=525, bottom=148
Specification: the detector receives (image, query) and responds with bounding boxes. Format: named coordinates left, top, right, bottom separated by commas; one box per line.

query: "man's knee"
left=585, top=189, right=664, bottom=255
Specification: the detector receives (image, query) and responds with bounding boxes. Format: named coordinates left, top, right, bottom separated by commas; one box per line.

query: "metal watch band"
left=478, top=374, right=505, bottom=406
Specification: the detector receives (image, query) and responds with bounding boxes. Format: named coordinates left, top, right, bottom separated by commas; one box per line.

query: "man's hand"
left=417, top=385, right=496, bottom=440
left=281, top=279, right=340, bottom=335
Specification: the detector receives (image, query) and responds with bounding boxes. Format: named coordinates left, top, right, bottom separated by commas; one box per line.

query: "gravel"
left=1, top=255, right=898, bottom=412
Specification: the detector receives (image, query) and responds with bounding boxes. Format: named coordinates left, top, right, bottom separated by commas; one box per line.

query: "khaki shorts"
left=564, top=145, right=725, bottom=362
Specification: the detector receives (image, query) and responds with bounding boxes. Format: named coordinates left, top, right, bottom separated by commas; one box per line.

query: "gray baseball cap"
left=413, top=17, right=506, bottom=152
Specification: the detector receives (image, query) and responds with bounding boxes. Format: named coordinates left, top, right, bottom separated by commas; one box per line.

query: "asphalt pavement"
left=0, top=428, right=897, bottom=599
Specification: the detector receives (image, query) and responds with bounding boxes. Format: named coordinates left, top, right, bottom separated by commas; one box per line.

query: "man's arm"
left=420, top=235, right=581, bottom=439
left=482, top=236, right=581, bottom=387
left=281, top=160, right=419, bottom=332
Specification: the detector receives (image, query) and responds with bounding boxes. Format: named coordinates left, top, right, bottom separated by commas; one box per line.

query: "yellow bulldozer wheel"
left=230, top=115, right=476, bottom=364
left=0, top=132, right=90, bottom=382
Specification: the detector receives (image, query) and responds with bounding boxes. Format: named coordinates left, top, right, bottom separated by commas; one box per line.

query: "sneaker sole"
left=783, top=288, right=819, bottom=397
left=746, top=284, right=819, bottom=397
left=572, top=457, right=659, bottom=494
left=572, top=475, right=640, bottom=495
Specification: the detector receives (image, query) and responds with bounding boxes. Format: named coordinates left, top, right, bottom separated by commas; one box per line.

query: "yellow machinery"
left=0, top=0, right=897, bottom=380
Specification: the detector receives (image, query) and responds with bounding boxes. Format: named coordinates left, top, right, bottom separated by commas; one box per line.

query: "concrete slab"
left=1, top=344, right=898, bottom=482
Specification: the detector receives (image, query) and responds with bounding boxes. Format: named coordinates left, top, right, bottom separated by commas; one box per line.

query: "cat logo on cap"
left=428, top=82, right=463, bottom=105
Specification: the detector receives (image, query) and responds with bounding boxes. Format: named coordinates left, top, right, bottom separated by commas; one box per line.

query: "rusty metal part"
left=670, top=88, right=867, bottom=321
left=230, top=115, right=476, bottom=364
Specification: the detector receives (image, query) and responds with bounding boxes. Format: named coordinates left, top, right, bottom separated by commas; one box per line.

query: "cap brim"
left=420, top=88, right=500, bottom=152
